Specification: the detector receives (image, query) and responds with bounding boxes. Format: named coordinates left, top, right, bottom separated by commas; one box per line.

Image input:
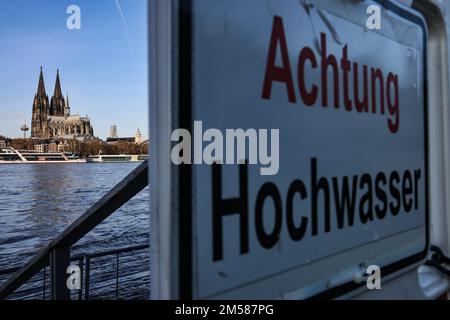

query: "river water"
left=0, top=163, right=150, bottom=299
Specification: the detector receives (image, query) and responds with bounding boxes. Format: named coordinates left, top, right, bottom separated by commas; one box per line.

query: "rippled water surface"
left=0, top=163, right=150, bottom=298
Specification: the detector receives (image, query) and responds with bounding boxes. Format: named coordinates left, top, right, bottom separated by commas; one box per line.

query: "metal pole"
left=84, top=257, right=90, bottom=300
left=43, top=266, right=46, bottom=300
left=50, top=247, right=70, bottom=300
left=78, top=258, right=83, bottom=300
left=116, top=253, right=119, bottom=299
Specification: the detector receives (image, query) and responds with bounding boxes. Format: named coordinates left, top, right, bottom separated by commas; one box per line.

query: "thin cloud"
left=115, top=0, right=136, bottom=57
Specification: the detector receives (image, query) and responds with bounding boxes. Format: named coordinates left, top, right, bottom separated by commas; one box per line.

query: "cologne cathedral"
left=31, top=67, right=94, bottom=140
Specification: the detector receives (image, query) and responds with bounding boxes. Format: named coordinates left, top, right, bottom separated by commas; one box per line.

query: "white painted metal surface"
left=192, top=0, right=427, bottom=299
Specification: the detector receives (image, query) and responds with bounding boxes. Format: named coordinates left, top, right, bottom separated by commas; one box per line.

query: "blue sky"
left=0, top=0, right=147, bottom=139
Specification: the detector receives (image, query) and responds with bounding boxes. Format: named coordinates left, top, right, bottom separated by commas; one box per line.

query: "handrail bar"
left=73, top=244, right=149, bottom=260
left=0, top=267, right=20, bottom=276
left=0, top=244, right=150, bottom=277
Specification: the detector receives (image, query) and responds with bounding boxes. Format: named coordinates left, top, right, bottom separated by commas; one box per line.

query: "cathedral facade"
left=31, top=67, right=94, bottom=140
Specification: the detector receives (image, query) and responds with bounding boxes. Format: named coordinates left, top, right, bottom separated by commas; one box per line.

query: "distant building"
left=58, top=140, right=69, bottom=152
left=110, top=125, right=118, bottom=139
left=0, top=140, right=7, bottom=150
left=135, top=128, right=142, bottom=144
left=106, top=137, right=135, bottom=144
left=35, top=141, right=58, bottom=153
left=48, top=142, right=58, bottom=153
left=105, top=129, right=144, bottom=145
left=31, top=67, right=94, bottom=140
left=35, top=144, right=48, bottom=153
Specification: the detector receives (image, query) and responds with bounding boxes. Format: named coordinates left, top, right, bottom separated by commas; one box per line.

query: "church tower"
left=64, top=92, right=71, bottom=119
left=31, top=67, right=50, bottom=138
left=50, top=69, right=66, bottom=116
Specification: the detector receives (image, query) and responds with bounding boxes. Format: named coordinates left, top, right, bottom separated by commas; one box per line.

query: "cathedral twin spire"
left=37, top=66, right=47, bottom=97
left=54, top=68, right=62, bottom=98
left=35, top=67, right=67, bottom=117
left=32, top=67, right=93, bottom=139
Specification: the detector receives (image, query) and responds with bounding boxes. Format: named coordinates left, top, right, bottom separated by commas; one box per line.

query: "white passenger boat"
left=0, top=147, right=85, bottom=164
left=86, top=154, right=148, bottom=163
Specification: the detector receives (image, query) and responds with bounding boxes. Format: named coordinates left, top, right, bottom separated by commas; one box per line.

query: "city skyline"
left=0, top=0, right=148, bottom=140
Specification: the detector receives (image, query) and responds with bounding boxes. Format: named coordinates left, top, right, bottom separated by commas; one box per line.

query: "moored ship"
left=0, top=147, right=85, bottom=164
left=86, top=154, right=148, bottom=163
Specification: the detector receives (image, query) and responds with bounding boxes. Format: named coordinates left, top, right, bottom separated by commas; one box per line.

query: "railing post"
left=78, top=258, right=83, bottom=301
left=50, top=247, right=70, bottom=300
left=116, top=253, right=119, bottom=299
left=42, top=266, right=46, bottom=300
left=84, top=257, right=90, bottom=300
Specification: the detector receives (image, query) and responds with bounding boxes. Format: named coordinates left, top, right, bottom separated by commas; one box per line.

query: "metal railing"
left=0, top=161, right=149, bottom=300
left=0, top=244, right=150, bottom=300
